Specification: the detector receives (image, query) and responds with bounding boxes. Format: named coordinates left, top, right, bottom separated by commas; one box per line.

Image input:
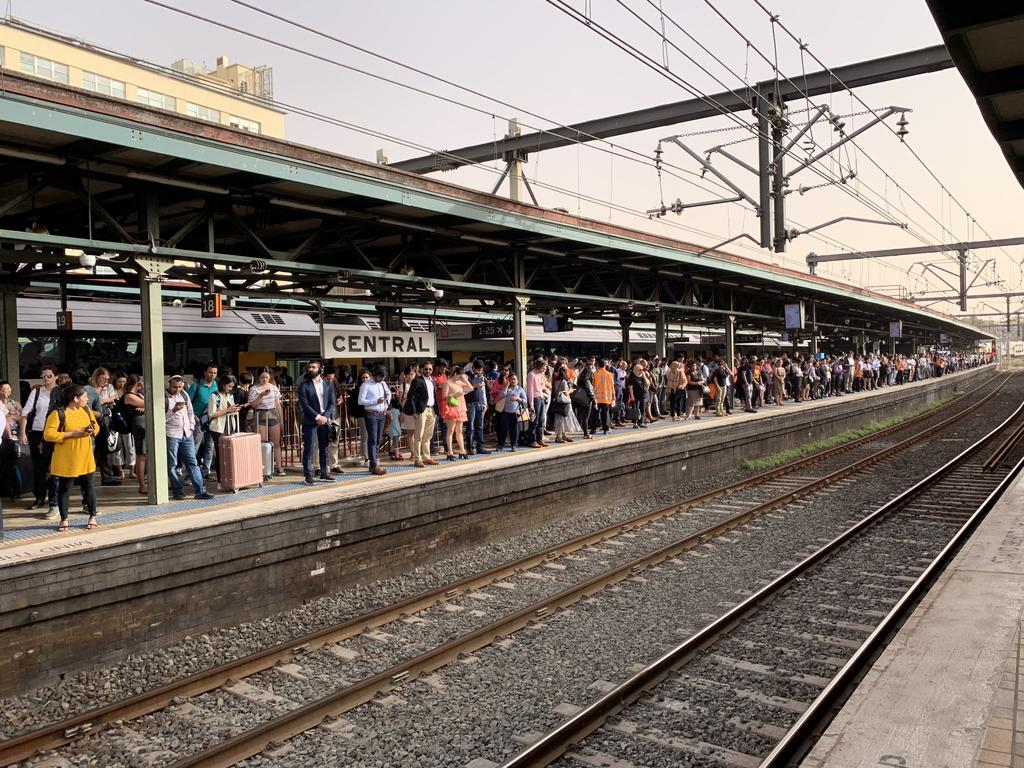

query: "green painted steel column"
left=619, top=312, right=633, bottom=362
left=139, top=261, right=170, bottom=505
left=655, top=310, right=667, bottom=360
left=512, top=296, right=529, bottom=385
left=725, top=314, right=736, bottom=368
left=0, top=283, right=19, bottom=387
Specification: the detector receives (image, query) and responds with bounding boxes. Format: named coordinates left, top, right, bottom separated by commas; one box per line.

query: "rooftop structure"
left=0, top=16, right=284, bottom=138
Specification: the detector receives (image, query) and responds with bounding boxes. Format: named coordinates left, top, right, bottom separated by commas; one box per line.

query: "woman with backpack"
left=44, top=385, right=100, bottom=532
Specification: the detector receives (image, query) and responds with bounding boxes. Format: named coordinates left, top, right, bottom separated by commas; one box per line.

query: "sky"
left=11, top=0, right=1024, bottom=323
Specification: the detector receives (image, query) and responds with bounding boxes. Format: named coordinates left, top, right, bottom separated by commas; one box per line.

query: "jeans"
left=365, top=411, right=385, bottom=468
left=194, top=424, right=214, bottom=477
left=531, top=397, right=547, bottom=444
left=465, top=402, right=486, bottom=452
left=302, top=422, right=330, bottom=478
left=497, top=411, right=520, bottom=448
left=167, top=435, right=207, bottom=497
left=614, top=388, right=626, bottom=423
left=57, top=473, right=96, bottom=522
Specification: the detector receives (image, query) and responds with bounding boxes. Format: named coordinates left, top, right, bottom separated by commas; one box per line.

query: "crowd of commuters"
left=0, top=351, right=991, bottom=531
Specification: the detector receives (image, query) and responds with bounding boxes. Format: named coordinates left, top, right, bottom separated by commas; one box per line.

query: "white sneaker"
left=45, top=505, right=58, bottom=520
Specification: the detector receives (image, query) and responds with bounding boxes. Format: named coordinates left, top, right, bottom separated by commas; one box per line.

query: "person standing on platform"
left=19, top=365, right=60, bottom=516
left=248, top=368, right=286, bottom=476
left=593, top=358, right=615, bottom=434
left=496, top=373, right=528, bottom=451
left=665, top=360, right=685, bottom=421
left=187, top=363, right=219, bottom=480
left=165, top=375, right=214, bottom=501
left=464, top=359, right=490, bottom=455
left=358, top=367, right=391, bottom=476
left=405, top=362, right=437, bottom=468
left=686, top=362, right=706, bottom=420
left=298, top=360, right=338, bottom=485
left=322, top=367, right=344, bottom=474
left=527, top=356, right=550, bottom=449
left=206, top=375, right=241, bottom=489
left=43, top=385, right=100, bottom=532
left=122, top=375, right=148, bottom=493
left=439, top=366, right=471, bottom=460
left=90, top=368, right=121, bottom=487
left=575, top=356, right=596, bottom=439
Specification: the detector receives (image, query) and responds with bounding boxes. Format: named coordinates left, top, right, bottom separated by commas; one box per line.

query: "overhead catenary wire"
left=547, top=0, right=948, bottom=286
left=132, top=0, right=901, bottom=270
left=139, top=0, right=747, bottom=209
left=748, top=0, right=1021, bottom=286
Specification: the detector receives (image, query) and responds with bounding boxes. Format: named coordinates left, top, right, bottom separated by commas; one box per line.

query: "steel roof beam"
left=807, top=236, right=1024, bottom=264
left=390, top=46, right=953, bottom=173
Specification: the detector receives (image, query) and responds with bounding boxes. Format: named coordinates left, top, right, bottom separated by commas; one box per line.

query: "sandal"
left=57, top=520, right=69, bottom=533
left=86, top=517, right=98, bottom=530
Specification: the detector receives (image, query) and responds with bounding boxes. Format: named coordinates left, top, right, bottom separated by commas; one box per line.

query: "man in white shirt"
left=165, top=376, right=214, bottom=501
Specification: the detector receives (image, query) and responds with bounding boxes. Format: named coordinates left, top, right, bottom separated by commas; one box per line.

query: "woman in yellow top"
left=44, top=385, right=100, bottom=532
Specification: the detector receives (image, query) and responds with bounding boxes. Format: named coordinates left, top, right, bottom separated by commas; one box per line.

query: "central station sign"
left=321, top=326, right=437, bottom=358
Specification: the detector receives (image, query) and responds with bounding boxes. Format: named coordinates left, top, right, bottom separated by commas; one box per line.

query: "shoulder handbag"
left=556, top=389, right=571, bottom=405
left=623, top=404, right=640, bottom=421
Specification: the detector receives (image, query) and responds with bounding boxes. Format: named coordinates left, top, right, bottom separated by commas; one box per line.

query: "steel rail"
left=156, top=379, right=1011, bottom=768
left=0, top=373, right=1003, bottom=767
left=497, top=395, right=1024, bottom=768
left=762, top=446, right=1024, bottom=765
left=983, top=419, right=1024, bottom=472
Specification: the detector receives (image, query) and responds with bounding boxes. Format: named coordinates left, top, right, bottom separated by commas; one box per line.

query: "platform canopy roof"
left=0, top=72, right=987, bottom=342
left=926, top=5, right=1024, bottom=191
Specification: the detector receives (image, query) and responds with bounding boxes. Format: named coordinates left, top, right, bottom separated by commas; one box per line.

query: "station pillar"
left=809, top=302, right=818, bottom=359
left=0, top=283, right=19, bottom=387
left=512, top=295, right=530, bottom=385
left=619, top=312, right=633, bottom=362
left=655, top=311, right=667, bottom=360
left=137, top=257, right=171, bottom=505
left=725, top=315, right=736, bottom=367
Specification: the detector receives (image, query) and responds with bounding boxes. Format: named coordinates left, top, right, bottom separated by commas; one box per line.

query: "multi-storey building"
left=0, top=16, right=285, bottom=138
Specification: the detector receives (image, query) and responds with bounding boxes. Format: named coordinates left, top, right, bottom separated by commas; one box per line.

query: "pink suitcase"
left=219, top=431, right=263, bottom=492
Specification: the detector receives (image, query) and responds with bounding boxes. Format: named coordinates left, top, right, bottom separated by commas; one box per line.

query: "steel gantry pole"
left=772, top=101, right=788, bottom=253
left=757, top=104, right=773, bottom=249
left=655, top=310, right=667, bottom=360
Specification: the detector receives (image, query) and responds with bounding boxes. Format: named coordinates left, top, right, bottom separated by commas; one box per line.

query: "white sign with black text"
left=321, top=325, right=437, bottom=358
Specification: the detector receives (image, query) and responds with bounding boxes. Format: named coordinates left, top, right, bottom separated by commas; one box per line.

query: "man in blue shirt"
left=186, top=362, right=218, bottom=479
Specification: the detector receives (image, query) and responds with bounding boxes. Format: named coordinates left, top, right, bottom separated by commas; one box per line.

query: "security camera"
left=171, top=298, right=183, bottom=308
left=79, top=252, right=97, bottom=269
left=431, top=288, right=444, bottom=299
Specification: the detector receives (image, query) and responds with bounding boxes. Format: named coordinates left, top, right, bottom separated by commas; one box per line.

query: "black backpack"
left=109, top=397, right=131, bottom=434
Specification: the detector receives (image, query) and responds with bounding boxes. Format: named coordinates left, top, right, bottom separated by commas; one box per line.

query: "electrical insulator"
left=896, top=113, right=910, bottom=142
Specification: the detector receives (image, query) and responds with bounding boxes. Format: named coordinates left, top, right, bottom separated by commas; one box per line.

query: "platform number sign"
left=201, top=293, right=223, bottom=319
left=56, top=310, right=73, bottom=331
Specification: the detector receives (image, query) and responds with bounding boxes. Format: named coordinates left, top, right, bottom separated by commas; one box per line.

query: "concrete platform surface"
left=801, top=466, right=1024, bottom=768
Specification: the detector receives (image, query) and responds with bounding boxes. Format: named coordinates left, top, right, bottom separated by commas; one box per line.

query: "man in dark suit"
left=297, top=359, right=338, bottom=485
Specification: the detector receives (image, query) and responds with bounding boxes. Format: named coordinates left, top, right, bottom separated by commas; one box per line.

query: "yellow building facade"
left=0, top=17, right=285, bottom=138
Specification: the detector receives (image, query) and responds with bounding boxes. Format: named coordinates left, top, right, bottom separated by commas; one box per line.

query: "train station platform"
left=0, top=365, right=995, bottom=697
left=802, top=449, right=1024, bottom=768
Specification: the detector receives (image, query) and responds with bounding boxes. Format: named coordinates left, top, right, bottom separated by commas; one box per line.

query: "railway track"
left=499, top=394, right=1024, bottom=768
left=2, top=372, right=1011, bottom=768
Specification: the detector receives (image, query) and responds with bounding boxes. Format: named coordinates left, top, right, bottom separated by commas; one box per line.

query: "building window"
left=136, top=87, right=176, bottom=111
left=228, top=115, right=261, bottom=134
left=19, top=52, right=69, bottom=84
left=186, top=102, right=221, bottom=123
left=81, top=71, right=126, bottom=99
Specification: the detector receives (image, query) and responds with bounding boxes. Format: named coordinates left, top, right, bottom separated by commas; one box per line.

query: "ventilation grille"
left=250, top=313, right=286, bottom=325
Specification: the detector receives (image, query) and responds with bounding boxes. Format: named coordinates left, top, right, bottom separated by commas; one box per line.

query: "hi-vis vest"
left=593, top=368, right=615, bottom=404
